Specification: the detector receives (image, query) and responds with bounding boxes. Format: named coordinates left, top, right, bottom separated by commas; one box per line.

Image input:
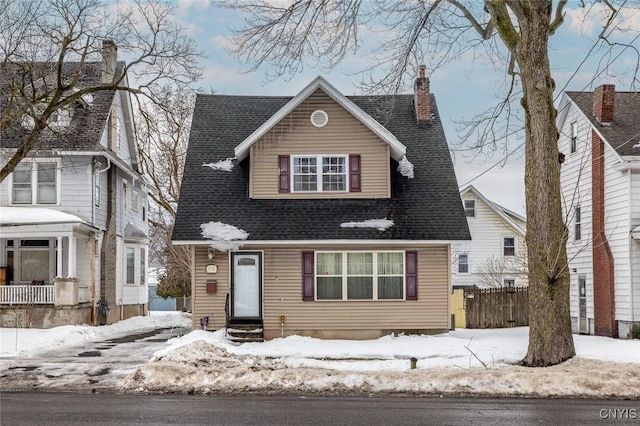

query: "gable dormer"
left=236, top=77, right=407, bottom=200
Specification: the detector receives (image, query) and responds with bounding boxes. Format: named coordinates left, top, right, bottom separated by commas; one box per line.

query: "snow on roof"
left=0, top=207, right=85, bottom=225
left=203, top=158, right=235, bottom=172
left=340, top=218, right=394, bottom=231
left=201, top=221, right=249, bottom=251
left=397, top=156, right=414, bottom=179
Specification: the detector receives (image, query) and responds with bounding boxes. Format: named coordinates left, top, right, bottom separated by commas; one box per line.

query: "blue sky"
left=173, top=1, right=640, bottom=216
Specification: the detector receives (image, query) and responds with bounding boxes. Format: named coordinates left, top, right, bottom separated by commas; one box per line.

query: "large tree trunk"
left=518, top=2, right=575, bottom=366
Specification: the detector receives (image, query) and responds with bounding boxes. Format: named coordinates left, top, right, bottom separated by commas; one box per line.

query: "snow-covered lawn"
left=2, top=313, right=639, bottom=397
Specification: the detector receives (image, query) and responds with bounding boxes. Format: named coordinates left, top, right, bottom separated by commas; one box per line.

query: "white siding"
left=602, top=142, right=631, bottom=320
left=559, top=98, right=594, bottom=323
left=452, top=191, right=527, bottom=289
left=58, top=157, right=93, bottom=221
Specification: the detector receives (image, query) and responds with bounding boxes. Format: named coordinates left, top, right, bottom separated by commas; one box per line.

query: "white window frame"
left=503, top=278, right=515, bottom=288
left=458, top=253, right=470, bottom=274
left=463, top=199, right=476, bottom=217
left=291, top=154, right=349, bottom=193
left=574, top=206, right=582, bottom=241
left=570, top=121, right=577, bottom=154
left=315, top=250, right=405, bottom=301
left=503, top=236, right=516, bottom=257
left=124, top=243, right=147, bottom=286
left=10, top=159, right=60, bottom=206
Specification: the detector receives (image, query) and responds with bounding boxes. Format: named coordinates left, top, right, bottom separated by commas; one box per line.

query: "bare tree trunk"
left=518, top=2, right=575, bottom=366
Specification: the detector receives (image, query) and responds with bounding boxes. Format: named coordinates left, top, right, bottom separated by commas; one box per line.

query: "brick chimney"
left=414, top=65, right=431, bottom=126
left=592, top=84, right=615, bottom=126
left=101, top=40, right=117, bottom=84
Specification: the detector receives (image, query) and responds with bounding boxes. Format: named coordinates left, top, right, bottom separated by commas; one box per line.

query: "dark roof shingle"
left=173, top=90, right=470, bottom=243
left=0, top=62, right=125, bottom=151
left=566, top=91, right=640, bottom=156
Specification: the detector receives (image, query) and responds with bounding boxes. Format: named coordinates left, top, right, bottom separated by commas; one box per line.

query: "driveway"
left=0, top=325, right=190, bottom=392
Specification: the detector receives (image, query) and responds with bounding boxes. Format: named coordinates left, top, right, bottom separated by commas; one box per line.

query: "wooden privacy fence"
left=465, top=287, right=529, bottom=329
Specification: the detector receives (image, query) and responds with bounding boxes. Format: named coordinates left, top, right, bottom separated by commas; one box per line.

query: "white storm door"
left=232, top=252, right=262, bottom=318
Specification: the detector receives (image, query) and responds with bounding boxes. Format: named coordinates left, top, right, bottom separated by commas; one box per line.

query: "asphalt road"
left=0, top=393, right=638, bottom=425
left=0, top=325, right=191, bottom=391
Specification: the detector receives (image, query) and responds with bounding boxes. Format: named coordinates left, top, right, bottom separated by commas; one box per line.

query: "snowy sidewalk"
left=2, top=314, right=639, bottom=397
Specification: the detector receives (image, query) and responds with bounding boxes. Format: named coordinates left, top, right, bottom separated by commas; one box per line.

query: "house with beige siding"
left=172, top=69, right=470, bottom=341
left=557, top=84, right=640, bottom=339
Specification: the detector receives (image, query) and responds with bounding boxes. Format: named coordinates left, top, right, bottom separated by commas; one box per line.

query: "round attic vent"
left=310, top=109, right=329, bottom=128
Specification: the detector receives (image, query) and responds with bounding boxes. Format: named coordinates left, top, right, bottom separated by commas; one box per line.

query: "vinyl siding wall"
left=191, top=244, right=451, bottom=339
left=250, top=89, right=390, bottom=199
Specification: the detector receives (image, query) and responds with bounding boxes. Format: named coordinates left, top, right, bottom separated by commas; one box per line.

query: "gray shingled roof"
left=173, top=91, right=471, bottom=243
left=566, top=91, right=640, bottom=156
left=0, top=62, right=124, bottom=151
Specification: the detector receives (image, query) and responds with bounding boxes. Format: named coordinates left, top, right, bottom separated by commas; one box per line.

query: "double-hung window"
left=463, top=200, right=475, bottom=217
left=125, top=245, right=147, bottom=285
left=458, top=253, right=469, bottom=273
left=12, top=161, right=58, bottom=205
left=574, top=206, right=582, bottom=241
left=292, top=155, right=347, bottom=192
left=570, top=122, right=577, bottom=153
left=316, top=251, right=404, bottom=300
left=503, top=237, right=516, bottom=256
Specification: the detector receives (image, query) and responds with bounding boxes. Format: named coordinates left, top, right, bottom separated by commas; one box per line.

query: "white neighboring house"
left=557, top=84, right=640, bottom=339
left=0, top=41, right=150, bottom=327
left=452, top=186, right=527, bottom=289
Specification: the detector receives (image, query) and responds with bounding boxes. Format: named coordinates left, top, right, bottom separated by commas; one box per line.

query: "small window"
left=504, top=278, right=515, bottom=288
left=458, top=253, right=469, bottom=273
left=503, top=237, right=515, bottom=256
left=570, top=122, right=577, bottom=154
left=464, top=199, right=476, bottom=217
left=574, top=206, right=582, bottom=241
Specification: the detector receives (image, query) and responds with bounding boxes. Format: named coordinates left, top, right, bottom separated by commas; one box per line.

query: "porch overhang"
left=0, top=207, right=96, bottom=237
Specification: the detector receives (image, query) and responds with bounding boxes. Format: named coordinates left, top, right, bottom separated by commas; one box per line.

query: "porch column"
left=68, top=236, right=77, bottom=277
left=57, top=236, right=63, bottom=277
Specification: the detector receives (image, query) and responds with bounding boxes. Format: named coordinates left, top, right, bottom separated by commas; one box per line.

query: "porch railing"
left=0, top=285, right=55, bottom=304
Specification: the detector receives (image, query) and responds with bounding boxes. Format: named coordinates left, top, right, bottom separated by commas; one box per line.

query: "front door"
left=231, top=252, right=262, bottom=320
left=578, top=275, right=588, bottom=334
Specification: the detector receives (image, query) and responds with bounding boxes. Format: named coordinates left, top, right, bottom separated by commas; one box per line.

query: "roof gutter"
left=172, top=239, right=469, bottom=246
